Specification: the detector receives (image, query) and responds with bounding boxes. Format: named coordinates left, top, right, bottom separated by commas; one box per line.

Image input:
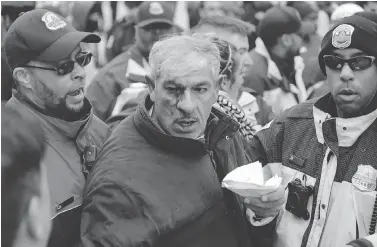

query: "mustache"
left=174, top=113, right=199, bottom=122
left=174, top=117, right=198, bottom=122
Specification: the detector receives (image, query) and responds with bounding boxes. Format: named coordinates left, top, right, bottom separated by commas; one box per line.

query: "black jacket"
left=80, top=95, right=270, bottom=247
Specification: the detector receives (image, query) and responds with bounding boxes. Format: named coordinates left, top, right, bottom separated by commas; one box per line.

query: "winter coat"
left=247, top=93, right=377, bottom=247
left=80, top=94, right=269, bottom=247
left=5, top=93, right=110, bottom=247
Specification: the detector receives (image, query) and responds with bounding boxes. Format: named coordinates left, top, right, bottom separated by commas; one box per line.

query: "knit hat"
left=355, top=11, right=377, bottom=24
left=257, top=6, right=302, bottom=47
left=318, top=15, right=377, bottom=74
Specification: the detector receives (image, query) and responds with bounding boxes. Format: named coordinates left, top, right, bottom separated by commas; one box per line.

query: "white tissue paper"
left=221, top=161, right=282, bottom=197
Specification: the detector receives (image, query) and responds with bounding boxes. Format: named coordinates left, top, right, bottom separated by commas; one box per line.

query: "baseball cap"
left=136, top=1, right=174, bottom=28
left=257, top=6, right=302, bottom=47
left=4, top=9, right=101, bottom=71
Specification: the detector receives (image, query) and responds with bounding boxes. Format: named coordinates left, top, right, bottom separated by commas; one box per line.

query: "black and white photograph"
left=1, top=1, right=377, bottom=247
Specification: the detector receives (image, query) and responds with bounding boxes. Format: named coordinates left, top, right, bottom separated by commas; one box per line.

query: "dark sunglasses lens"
left=76, top=53, right=92, bottom=67
left=57, top=61, right=75, bottom=75
left=350, top=56, right=373, bottom=70
left=324, top=56, right=343, bottom=70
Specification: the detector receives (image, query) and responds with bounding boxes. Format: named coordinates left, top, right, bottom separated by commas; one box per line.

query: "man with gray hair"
left=80, top=34, right=270, bottom=246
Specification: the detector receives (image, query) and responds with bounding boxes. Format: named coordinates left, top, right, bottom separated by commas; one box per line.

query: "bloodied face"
left=149, top=52, right=219, bottom=139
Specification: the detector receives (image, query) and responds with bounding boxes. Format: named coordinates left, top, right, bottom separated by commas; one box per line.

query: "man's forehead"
left=159, top=64, right=216, bottom=85
left=160, top=73, right=214, bottom=86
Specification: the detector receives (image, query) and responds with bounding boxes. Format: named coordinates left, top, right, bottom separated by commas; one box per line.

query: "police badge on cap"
left=42, top=12, right=66, bottom=30
left=332, top=24, right=355, bottom=49
left=149, top=2, right=164, bottom=15
left=352, top=165, right=377, bottom=192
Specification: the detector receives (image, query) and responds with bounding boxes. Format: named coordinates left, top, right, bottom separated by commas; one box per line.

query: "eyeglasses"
left=323, top=55, right=376, bottom=71
left=23, top=52, right=92, bottom=76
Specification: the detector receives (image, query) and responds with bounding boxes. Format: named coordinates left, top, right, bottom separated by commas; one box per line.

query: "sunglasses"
left=323, top=55, right=376, bottom=71
left=23, top=52, right=92, bottom=76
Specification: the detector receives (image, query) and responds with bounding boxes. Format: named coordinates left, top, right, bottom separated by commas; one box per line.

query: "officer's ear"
left=13, top=67, right=33, bottom=89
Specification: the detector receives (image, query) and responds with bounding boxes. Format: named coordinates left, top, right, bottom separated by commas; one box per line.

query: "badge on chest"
left=352, top=165, right=377, bottom=192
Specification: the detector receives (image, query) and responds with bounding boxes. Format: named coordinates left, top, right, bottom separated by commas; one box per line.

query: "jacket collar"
left=11, top=93, right=92, bottom=139
left=313, top=93, right=377, bottom=147
left=133, top=95, right=240, bottom=157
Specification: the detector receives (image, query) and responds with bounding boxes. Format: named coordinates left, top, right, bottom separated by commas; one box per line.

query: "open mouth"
left=68, top=88, right=83, bottom=96
left=178, top=121, right=196, bottom=128
left=175, top=119, right=197, bottom=131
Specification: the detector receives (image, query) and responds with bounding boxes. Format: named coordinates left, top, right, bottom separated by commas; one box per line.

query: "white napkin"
left=222, top=161, right=282, bottom=197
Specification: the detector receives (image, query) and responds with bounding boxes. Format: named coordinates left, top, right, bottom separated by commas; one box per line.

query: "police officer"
left=243, top=13, right=377, bottom=247
left=4, top=9, right=110, bottom=247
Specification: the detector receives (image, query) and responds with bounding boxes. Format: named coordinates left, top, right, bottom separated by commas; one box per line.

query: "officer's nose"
left=71, top=62, right=86, bottom=82
left=340, top=62, right=354, bottom=83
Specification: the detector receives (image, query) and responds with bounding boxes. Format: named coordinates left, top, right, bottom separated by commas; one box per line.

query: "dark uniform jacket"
left=247, top=93, right=377, bottom=247
left=6, top=93, right=111, bottom=247
left=80, top=95, right=271, bottom=247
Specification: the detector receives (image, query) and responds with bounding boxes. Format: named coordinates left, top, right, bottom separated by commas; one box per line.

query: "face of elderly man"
left=148, top=36, right=220, bottom=139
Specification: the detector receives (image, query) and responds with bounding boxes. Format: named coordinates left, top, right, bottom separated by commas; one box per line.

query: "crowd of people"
left=2, top=1, right=377, bottom=247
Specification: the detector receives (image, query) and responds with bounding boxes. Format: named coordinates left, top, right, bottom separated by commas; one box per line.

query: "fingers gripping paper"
left=222, top=161, right=282, bottom=197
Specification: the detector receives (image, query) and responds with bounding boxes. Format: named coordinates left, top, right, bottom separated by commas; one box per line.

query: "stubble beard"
left=36, top=80, right=87, bottom=121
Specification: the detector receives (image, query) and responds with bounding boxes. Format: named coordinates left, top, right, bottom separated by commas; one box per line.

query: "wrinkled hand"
left=243, top=185, right=286, bottom=218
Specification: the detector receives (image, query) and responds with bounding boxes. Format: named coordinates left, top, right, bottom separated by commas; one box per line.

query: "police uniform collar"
left=10, top=93, right=93, bottom=139
left=13, top=91, right=92, bottom=122
left=313, top=94, right=377, bottom=147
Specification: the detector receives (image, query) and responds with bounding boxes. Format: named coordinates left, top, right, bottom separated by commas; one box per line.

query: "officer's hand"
left=243, top=185, right=286, bottom=218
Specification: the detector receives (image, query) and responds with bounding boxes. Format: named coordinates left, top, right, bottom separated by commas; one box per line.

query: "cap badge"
left=332, top=24, right=354, bottom=49
left=149, top=2, right=164, bottom=15
left=352, top=165, right=377, bottom=192
left=42, top=12, right=66, bottom=30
